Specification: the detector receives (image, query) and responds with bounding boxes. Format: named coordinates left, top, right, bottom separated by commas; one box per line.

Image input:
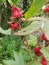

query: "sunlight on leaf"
left=25, top=0, right=46, bottom=20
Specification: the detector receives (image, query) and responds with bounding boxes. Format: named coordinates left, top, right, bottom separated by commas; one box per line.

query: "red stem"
left=24, top=36, right=30, bottom=49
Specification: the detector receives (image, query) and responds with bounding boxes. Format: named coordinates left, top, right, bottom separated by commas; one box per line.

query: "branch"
left=21, top=17, right=49, bottom=22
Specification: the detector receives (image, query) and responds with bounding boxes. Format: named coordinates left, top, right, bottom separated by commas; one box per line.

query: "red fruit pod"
left=12, top=6, right=22, bottom=18
left=44, top=6, right=49, bottom=13
left=42, top=33, right=48, bottom=41
left=34, top=47, right=42, bottom=56
left=9, top=22, right=19, bottom=31
left=41, top=58, right=47, bottom=65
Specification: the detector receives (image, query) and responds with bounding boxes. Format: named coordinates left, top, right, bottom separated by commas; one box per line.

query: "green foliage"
left=8, top=0, right=14, bottom=6
left=20, top=49, right=31, bottom=62
left=0, top=0, right=4, bottom=14
left=0, top=35, right=24, bottom=62
left=0, top=0, right=48, bottom=65
left=0, top=45, right=4, bottom=62
left=8, top=0, right=21, bottom=6
left=2, top=0, right=6, bottom=4
left=6, top=40, right=16, bottom=57
left=2, top=0, right=21, bottom=6
left=4, top=60, right=16, bottom=65
left=25, top=0, right=46, bottom=19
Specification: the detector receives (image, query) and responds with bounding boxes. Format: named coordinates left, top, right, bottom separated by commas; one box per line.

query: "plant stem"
left=24, top=36, right=33, bottom=60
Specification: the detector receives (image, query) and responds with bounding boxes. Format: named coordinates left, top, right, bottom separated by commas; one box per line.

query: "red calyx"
left=9, top=22, right=19, bottom=31
left=42, top=33, right=48, bottom=41
left=12, top=6, right=22, bottom=18
left=34, top=47, right=42, bottom=56
left=44, top=6, right=49, bottom=13
left=41, top=58, right=47, bottom=65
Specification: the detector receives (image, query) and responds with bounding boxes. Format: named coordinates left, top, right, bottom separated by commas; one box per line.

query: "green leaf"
left=11, top=0, right=18, bottom=3
left=14, top=51, right=25, bottom=65
left=25, top=0, right=46, bottom=20
left=0, top=27, right=11, bottom=35
left=8, top=0, right=14, bottom=6
left=2, top=0, right=6, bottom=4
left=3, top=51, right=25, bottom=65
left=26, top=61, right=41, bottom=65
left=8, top=0, right=21, bottom=6
left=0, top=63, right=2, bottom=65
left=41, top=47, right=49, bottom=61
left=44, top=21, right=49, bottom=40
left=3, top=60, right=16, bottom=65
left=11, top=0, right=21, bottom=4
left=28, top=34, right=38, bottom=46
left=13, top=21, right=42, bottom=35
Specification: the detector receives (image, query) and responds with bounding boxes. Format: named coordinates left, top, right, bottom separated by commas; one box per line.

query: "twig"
left=24, top=36, right=33, bottom=60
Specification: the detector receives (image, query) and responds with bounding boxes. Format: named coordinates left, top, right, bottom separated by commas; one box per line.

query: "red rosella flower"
left=41, top=58, right=47, bottom=65
left=12, top=6, right=22, bottom=18
left=42, top=33, right=48, bottom=41
left=44, top=6, right=49, bottom=13
left=9, top=22, right=19, bottom=31
left=34, top=47, right=42, bottom=56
